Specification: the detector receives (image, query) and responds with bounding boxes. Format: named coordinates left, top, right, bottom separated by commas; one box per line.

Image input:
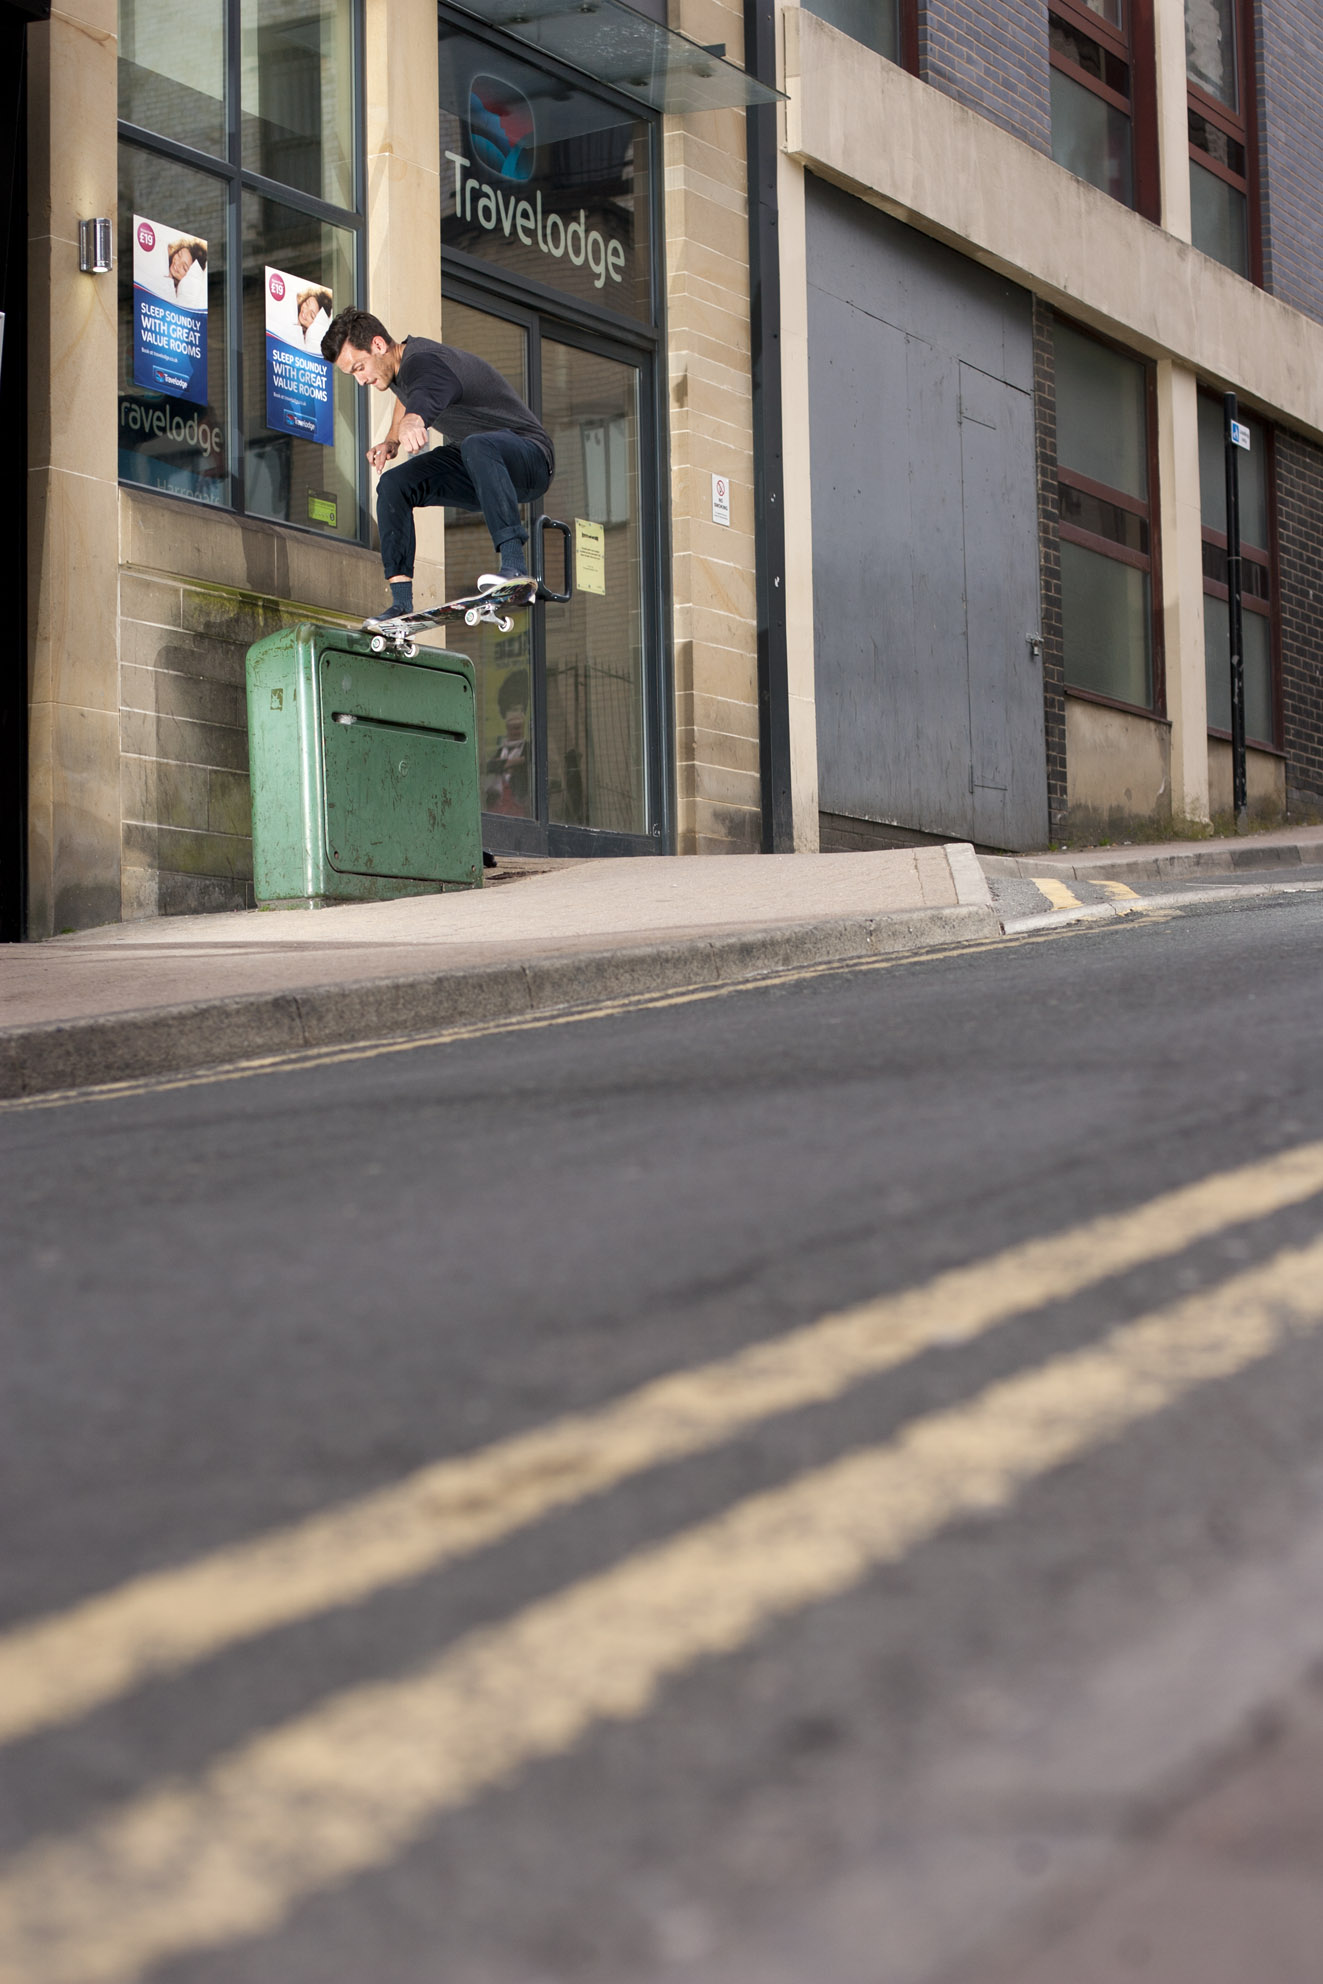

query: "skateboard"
left=363, top=578, right=538, bottom=653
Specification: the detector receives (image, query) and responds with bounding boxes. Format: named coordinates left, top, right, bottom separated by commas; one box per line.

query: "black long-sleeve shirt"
left=394, top=337, right=554, bottom=473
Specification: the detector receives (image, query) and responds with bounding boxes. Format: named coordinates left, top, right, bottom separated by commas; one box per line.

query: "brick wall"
left=118, top=579, right=295, bottom=918
left=1256, top=1, right=1323, bottom=325
left=1274, top=427, right=1323, bottom=813
left=1032, top=302, right=1067, bottom=840
left=919, top=0, right=1051, bottom=153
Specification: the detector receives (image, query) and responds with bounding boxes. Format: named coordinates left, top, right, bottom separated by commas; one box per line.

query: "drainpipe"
left=745, top=0, right=793, bottom=851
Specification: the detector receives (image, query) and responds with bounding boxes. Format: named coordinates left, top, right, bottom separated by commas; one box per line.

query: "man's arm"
left=366, top=393, right=409, bottom=474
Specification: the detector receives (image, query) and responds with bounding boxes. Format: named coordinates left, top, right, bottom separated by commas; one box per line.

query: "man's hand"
left=366, top=438, right=400, bottom=473
left=396, top=413, right=429, bottom=456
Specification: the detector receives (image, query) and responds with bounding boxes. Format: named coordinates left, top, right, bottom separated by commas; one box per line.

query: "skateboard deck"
left=363, top=579, right=538, bottom=651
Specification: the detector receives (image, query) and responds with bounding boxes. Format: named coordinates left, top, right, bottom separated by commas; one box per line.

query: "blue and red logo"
left=468, top=75, right=535, bottom=180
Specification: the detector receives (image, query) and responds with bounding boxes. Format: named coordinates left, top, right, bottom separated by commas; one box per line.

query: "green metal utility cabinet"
left=246, top=623, right=482, bottom=906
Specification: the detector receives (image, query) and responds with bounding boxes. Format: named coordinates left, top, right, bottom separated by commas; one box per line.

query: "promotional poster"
left=265, top=267, right=335, bottom=446
left=133, top=216, right=209, bottom=407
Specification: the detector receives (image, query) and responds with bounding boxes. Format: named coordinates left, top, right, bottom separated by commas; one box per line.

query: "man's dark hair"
left=322, top=307, right=394, bottom=363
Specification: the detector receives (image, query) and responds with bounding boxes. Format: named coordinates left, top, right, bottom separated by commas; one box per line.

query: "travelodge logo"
left=468, top=75, right=535, bottom=180
left=448, top=69, right=625, bottom=290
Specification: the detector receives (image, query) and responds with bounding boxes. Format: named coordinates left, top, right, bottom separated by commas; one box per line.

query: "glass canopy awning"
left=450, top=0, right=786, bottom=113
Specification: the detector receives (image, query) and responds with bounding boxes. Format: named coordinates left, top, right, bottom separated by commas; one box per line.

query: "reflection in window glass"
left=1197, top=394, right=1266, bottom=547
left=439, top=26, right=653, bottom=326
left=543, top=339, right=645, bottom=834
left=119, top=0, right=226, bottom=156
left=118, top=146, right=230, bottom=506
left=241, top=0, right=355, bottom=210
left=242, top=194, right=359, bottom=537
left=432, top=301, right=539, bottom=823
left=1050, top=65, right=1134, bottom=205
left=1203, top=595, right=1272, bottom=741
left=1060, top=540, right=1153, bottom=707
left=1189, top=158, right=1248, bottom=274
left=1186, top=0, right=1237, bottom=107
left=800, top=0, right=898, bottom=60
left=1054, top=321, right=1148, bottom=498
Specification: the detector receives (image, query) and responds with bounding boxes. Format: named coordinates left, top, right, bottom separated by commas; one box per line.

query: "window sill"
left=1065, top=684, right=1168, bottom=724
left=1206, top=727, right=1283, bottom=756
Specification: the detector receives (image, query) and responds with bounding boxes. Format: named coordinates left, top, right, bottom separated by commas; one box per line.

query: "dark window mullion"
left=1188, top=143, right=1248, bottom=194
left=353, top=0, right=369, bottom=540
left=1058, top=467, right=1149, bottom=516
left=1201, top=526, right=1271, bottom=563
left=1052, top=0, right=1130, bottom=62
left=1049, top=51, right=1132, bottom=117
left=227, top=0, right=246, bottom=514
left=1187, top=80, right=1247, bottom=144
left=239, top=166, right=362, bottom=231
left=116, top=121, right=237, bottom=180
left=1059, top=520, right=1152, bottom=571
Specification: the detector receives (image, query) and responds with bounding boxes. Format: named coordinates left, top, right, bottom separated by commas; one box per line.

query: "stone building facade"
left=15, top=0, right=776, bottom=938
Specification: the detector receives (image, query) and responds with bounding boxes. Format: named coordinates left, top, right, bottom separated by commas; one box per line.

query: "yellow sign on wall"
left=575, top=517, right=606, bottom=595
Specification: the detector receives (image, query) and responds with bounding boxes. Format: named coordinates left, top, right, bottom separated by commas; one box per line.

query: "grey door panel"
left=807, top=177, right=1046, bottom=850
left=960, top=364, right=1048, bottom=848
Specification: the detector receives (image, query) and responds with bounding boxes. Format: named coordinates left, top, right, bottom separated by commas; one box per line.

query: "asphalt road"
left=5, top=893, right=1323, bottom=1984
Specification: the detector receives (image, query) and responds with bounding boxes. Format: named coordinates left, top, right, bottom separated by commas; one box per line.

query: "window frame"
left=1048, top=0, right=1159, bottom=220
left=897, top=0, right=919, bottom=71
left=117, top=0, right=369, bottom=539
left=1055, top=316, right=1165, bottom=720
left=1198, top=393, right=1280, bottom=750
left=1186, top=0, right=1260, bottom=281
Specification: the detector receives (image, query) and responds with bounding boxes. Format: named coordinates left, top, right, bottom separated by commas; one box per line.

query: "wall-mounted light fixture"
left=78, top=219, right=113, bottom=274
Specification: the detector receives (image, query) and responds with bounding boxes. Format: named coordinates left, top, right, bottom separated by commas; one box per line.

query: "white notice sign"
left=1231, top=420, right=1252, bottom=451
left=711, top=473, right=731, bottom=526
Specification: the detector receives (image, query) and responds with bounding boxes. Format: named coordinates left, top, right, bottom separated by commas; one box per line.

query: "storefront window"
left=241, top=0, right=355, bottom=211
left=118, top=0, right=364, bottom=539
left=117, top=151, right=230, bottom=505
left=120, top=0, right=226, bottom=155
left=1055, top=319, right=1157, bottom=710
left=1185, top=0, right=1254, bottom=277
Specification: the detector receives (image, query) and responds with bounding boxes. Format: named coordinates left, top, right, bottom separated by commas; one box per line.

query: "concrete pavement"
left=5, top=821, right=1323, bottom=1101
left=983, top=819, right=1323, bottom=886
left=0, top=844, right=996, bottom=1099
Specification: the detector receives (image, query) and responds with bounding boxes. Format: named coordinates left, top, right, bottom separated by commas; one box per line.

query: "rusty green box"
left=245, top=622, right=482, bottom=906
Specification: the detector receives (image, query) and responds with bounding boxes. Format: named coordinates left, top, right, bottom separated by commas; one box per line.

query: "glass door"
left=434, top=292, right=657, bottom=853
left=541, top=336, right=647, bottom=838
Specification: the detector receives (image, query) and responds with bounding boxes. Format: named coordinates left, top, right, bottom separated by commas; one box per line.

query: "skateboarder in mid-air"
left=322, top=307, right=554, bottom=622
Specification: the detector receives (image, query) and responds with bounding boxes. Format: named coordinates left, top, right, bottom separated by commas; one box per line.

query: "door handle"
left=534, top=515, right=574, bottom=603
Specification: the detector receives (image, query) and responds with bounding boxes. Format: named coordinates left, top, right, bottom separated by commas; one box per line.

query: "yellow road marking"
left=2, top=1234, right=1322, bottom=1984
left=1032, top=877, right=1084, bottom=911
left=0, top=924, right=1107, bottom=1117
left=1094, top=879, right=1141, bottom=901
left=2, top=1140, right=1323, bottom=1750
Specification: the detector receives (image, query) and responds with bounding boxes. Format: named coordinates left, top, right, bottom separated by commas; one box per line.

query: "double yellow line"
left=3, top=1142, right=1323, bottom=1982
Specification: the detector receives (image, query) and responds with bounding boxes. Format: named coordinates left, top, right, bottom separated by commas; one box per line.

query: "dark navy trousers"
left=376, top=431, right=551, bottom=577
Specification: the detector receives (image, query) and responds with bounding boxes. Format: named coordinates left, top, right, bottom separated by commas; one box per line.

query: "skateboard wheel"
left=464, top=607, right=481, bottom=627
left=496, top=614, right=513, bottom=633
left=370, top=635, right=385, bottom=654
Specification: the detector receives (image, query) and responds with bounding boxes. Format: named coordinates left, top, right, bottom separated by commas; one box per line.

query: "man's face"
left=336, top=337, right=395, bottom=390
